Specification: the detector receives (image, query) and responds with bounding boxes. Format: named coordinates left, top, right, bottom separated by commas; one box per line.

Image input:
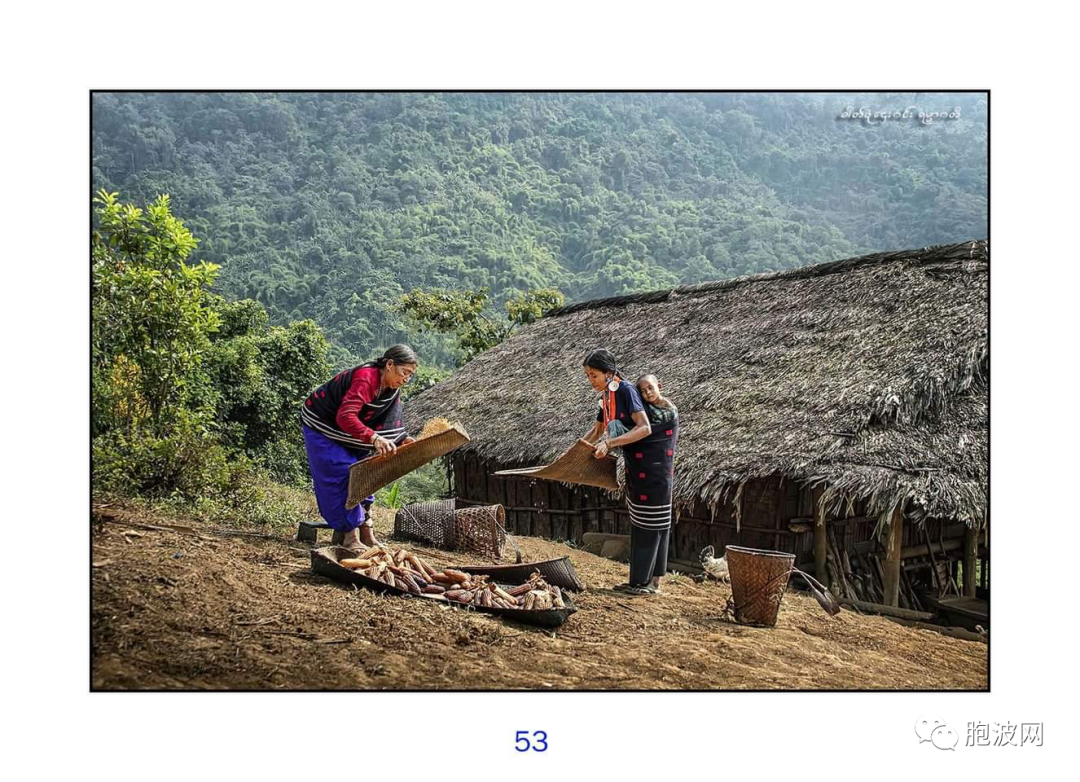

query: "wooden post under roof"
left=812, top=486, right=828, bottom=592
left=963, top=523, right=979, bottom=597
left=883, top=502, right=905, bottom=608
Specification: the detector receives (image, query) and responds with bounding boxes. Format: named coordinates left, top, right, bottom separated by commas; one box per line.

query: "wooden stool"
left=297, top=520, right=332, bottom=545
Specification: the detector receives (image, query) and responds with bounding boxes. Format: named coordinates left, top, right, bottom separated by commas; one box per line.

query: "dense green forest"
left=92, top=92, right=987, bottom=370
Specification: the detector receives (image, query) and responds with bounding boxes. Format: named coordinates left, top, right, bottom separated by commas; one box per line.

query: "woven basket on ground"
left=346, top=418, right=469, bottom=509
left=393, top=498, right=457, bottom=548
left=453, top=504, right=513, bottom=561
left=725, top=546, right=796, bottom=627
left=393, top=500, right=517, bottom=561
left=494, top=438, right=619, bottom=491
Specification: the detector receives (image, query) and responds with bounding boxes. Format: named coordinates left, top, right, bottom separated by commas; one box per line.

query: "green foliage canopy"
left=401, top=286, right=565, bottom=366
left=92, top=190, right=220, bottom=435
left=93, top=92, right=987, bottom=371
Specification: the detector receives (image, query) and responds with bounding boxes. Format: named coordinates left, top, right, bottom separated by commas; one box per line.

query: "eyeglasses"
left=397, top=366, right=416, bottom=383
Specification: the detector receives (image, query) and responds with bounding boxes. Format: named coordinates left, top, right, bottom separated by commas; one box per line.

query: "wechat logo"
left=916, top=716, right=957, bottom=751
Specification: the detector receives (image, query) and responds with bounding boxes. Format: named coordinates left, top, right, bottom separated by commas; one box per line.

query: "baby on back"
left=636, top=373, right=677, bottom=426
left=603, top=372, right=678, bottom=441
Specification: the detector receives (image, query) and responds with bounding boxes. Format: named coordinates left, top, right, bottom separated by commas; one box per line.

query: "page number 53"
left=515, top=730, right=548, bottom=752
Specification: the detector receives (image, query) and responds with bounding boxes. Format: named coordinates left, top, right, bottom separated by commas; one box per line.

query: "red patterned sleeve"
left=335, top=369, right=379, bottom=443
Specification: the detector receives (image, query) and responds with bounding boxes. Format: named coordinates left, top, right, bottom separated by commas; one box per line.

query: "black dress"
left=597, top=381, right=679, bottom=586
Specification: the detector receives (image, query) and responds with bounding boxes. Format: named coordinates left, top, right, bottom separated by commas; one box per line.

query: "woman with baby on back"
left=579, top=348, right=680, bottom=595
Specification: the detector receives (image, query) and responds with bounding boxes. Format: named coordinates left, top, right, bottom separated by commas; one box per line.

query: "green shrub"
left=256, top=435, right=311, bottom=488
left=92, top=419, right=234, bottom=501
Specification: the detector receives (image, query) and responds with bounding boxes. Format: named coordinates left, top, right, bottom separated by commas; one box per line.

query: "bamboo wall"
left=449, top=452, right=987, bottom=592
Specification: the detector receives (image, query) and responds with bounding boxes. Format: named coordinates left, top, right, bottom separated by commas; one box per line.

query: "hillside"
left=92, top=92, right=988, bottom=368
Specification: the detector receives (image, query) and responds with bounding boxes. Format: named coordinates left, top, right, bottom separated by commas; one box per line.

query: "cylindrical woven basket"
left=726, top=546, right=795, bottom=627
left=393, top=498, right=457, bottom=548
left=453, top=505, right=507, bottom=560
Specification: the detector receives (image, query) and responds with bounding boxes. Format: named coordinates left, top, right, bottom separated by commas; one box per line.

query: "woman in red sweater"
left=300, top=345, right=419, bottom=552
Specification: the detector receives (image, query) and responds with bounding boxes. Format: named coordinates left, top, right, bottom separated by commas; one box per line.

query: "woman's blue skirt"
left=302, top=424, right=374, bottom=531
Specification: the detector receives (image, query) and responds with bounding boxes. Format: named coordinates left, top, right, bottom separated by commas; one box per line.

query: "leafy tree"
left=92, top=190, right=220, bottom=435
left=401, top=287, right=565, bottom=366
left=204, top=300, right=331, bottom=485
left=92, top=192, right=333, bottom=502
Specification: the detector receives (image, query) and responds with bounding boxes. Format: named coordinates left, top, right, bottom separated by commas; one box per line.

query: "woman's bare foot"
left=358, top=523, right=380, bottom=548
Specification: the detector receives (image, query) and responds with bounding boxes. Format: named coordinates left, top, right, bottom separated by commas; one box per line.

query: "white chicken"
left=699, top=545, right=730, bottom=583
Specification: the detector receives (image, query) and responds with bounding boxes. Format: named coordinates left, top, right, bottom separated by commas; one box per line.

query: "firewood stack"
left=823, top=528, right=926, bottom=611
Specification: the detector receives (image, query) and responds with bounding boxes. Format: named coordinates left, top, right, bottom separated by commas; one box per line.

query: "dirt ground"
left=91, top=503, right=988, bottom=691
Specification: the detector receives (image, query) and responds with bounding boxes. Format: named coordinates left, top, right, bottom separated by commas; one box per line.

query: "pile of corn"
left=340, top=547, right=566, bottom=611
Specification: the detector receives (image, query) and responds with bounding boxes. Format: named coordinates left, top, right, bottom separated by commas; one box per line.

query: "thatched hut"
left=405, top=240, right=989, bottom=610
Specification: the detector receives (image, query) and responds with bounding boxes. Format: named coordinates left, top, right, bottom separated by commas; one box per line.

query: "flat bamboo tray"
left=310, top=547, right=577, bottom=628
left=494, top=438, right=619, bottom=491
left=449, top=556, right=585, bottom=592
left=346, top=419, right=469, bottom=508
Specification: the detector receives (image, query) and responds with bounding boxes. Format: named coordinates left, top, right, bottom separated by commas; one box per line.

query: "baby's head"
left=636, top=373, right=663, bottom=404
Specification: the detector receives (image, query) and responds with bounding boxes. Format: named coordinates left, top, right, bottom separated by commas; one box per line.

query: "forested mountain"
left=92, top=92, right=987, bottom=368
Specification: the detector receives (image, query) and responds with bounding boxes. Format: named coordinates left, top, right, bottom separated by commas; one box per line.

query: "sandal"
left=623, top=585, right=656, bottom=596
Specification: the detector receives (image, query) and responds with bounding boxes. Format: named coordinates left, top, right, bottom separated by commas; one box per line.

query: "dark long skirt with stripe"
left=624, top=418, right=679, bottom=586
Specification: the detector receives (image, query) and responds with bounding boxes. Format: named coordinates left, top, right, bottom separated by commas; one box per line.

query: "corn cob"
left=405, top=553, right=432, bottom=577
left=442, top=569, right=470, bottom=583
left=339, top=558, right=373, bottom=570
left=523, top=592, right=537, bottom=611
left=492, top=585, right=516, bottom=603
left=480, top=590, right=493, bottom=608
left=444, top=589, right=465, bottom=601
left=423, top=584, right=446, bottom=594
left=507, top=583, right=532, bottom=597
left=551, top=585, right=564, bottom=608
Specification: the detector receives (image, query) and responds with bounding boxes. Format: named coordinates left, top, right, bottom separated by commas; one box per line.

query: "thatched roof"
left=406, top=240, right=988, bottom=527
